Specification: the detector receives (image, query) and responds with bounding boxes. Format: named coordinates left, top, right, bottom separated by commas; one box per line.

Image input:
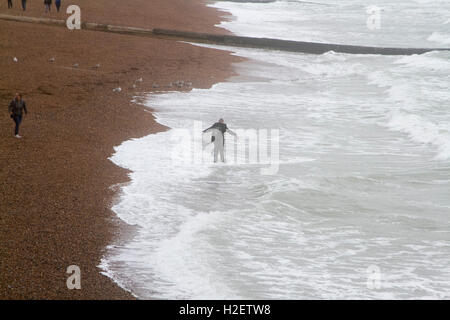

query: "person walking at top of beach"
left=44, top=0, right=52, bottom=13
left=55, top=0, right=61, bottom=12
left=21, top=0, right=27, bottom=11
left=203, top=119, right=237, bottom=163
left=8, top=93, right=28, bottom=138
left=7, top=0, right=12, bottom=9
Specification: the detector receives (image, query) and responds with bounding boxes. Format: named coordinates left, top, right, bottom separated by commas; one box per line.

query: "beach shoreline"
left=0, top=0, right=240, bottom=299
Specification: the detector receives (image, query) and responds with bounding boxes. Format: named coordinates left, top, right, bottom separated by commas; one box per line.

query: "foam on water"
left=101, top=0, right=450, bottom=299
left=387, top=111, right=450, bottom=161
left=428, top=32, right=450, bottom=45
left=211, top=0, right=450, bottom=47
left=368, top=51, right=450, bottom=160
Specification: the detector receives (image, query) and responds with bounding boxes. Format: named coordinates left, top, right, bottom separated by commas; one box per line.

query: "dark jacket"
left=9, top=99, right=27, bottom=116
left=203, top=122, right=228, bottom=134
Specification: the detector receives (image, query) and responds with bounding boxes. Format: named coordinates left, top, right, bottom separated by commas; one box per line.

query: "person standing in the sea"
left=203, top=119, right=237, bottom=163
left=7, top=0, right=13, bottom=9
left=55, top=0, right=61, bottom=12
left=8, top=93, right=28, bottom=138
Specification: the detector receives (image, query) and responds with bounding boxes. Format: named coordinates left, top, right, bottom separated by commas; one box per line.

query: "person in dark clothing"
left=203, top=119, right=236, bottom=143
left=203, top=119, right=237, bottom=162
left=55, top=0, right=61, bottom=12
left=21, top=0, right=26, bottom=10
left=44, top=0, right=52, bottom=12
left=8, top=93, right=28, bottom=138
left=7, top=0, right=12, bottom=9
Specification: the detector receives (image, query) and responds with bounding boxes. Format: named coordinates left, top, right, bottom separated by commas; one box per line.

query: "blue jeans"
left=13, top=115, right=22, bottom=135
left=22, top=0, right=26, bottom=11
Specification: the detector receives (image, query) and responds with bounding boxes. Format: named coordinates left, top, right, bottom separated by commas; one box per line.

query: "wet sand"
left=0, top=0, right=240, bottom=299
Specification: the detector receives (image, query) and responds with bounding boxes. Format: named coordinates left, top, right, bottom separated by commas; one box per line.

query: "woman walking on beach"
left=7, top=0, right=12, bottom=9
left=55, top=0, right=61, bottom=12
left=44, top=0, right=52, bottom=13
left=8, top=93, right=28, bottom=138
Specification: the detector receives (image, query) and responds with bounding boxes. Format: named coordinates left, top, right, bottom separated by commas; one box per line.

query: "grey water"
left=101, top=0, right=450, bottom=299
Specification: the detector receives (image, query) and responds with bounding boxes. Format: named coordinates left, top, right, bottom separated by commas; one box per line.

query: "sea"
left=99, top=0, right=450, bottom=299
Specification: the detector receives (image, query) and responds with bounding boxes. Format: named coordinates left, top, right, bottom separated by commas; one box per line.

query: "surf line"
left=1, top=14, right=449, bottom=55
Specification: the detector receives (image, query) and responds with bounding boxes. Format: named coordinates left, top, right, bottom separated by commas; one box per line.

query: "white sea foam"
left=394, top=51, right=450, bottom=71
left=387, top=111, right=450, bottom=160
left=370, top=52, right=450, bottom=160
left=427, top=32, right=450, bottom=45
left=211, top=0, right=450, bottom=47
left=101, top=0, right=450, bottom=300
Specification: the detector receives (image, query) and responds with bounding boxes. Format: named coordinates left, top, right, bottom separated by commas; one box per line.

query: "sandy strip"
left=0, top=0, right=241, bottom=299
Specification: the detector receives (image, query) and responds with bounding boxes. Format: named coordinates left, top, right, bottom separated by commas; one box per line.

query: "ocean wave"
left=427, top=32, right=450, bottom=45
left=394, top=51, right=450, bottom=71
left=387, top=110, right=450, bottom=160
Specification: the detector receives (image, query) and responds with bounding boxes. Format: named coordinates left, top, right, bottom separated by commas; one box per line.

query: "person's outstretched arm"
left=203, top=126, right=213, bottom=133
left=227, top=128, right=237, bottom=137
left=203, top=123, right=216, bottom=133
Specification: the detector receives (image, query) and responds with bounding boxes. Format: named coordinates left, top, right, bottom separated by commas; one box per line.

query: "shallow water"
left=100, top=0, right=450, bottom=299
